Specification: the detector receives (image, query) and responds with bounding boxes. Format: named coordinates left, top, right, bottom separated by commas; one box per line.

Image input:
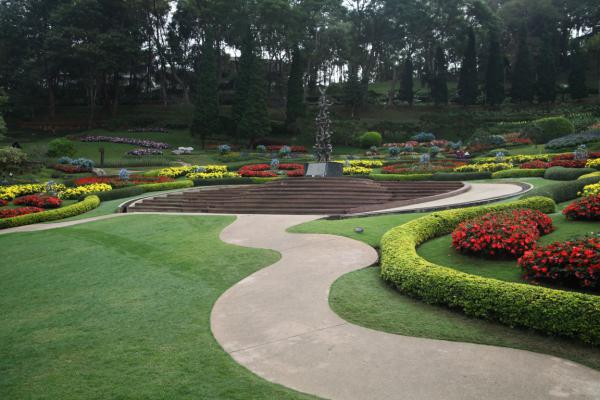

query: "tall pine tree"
left=190, top=29, right=220, bottom=149
left=285, top=45, right=305, bottom=128
left=232, top=29, right=255, bottom=126
left=458, top=28, right=478, bottom=106
left=237, top=57, right=271, bottom=147
left=511, top=26, right=534, bottom=103
left=536, top=35, right=557, bottom=104
left=568, top=47, right=587, bottom=100
left=485, top=31, right=505, bottom=107
left=345, top=62, right=362, bottom=117
left=432, top=46, right=448, bottom=106
left=399, top=56, right=414, bottom=106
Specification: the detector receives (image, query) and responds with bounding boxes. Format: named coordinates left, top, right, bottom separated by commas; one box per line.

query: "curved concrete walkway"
left=212, top=214, right=600, bottom=400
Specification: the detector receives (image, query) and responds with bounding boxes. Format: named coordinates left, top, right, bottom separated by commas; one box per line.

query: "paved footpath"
left=212, top=214, right=600, bottom=400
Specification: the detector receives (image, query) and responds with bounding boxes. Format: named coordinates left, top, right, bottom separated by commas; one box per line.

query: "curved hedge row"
left=92, top=180, right=194, bottom=201
left=380, top=196, right=600, bottom=345
left=522, top=176, right=600, bottom=203
left=491, top=169, right=545, bottom=179
left=0, top=195, right=101, bottom=229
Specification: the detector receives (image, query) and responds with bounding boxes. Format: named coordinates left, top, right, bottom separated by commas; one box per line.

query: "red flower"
left=0, top=207, right=45, bottom=219
left=13, top=195, right=62, bottom=209
left=73, top=175, right=173, bottom=187
left=563, top=195, right=600, bottom=221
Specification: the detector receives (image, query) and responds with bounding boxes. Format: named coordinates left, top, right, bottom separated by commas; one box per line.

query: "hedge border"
left=523, top=176, right=600, bottom=203
left=0, top=195, right=101, bottom=229
left=491, top=168, right=545, bottom=179
left=380, top=196, right=600, bottom=345
left=92, top=180, right=194, bottom=201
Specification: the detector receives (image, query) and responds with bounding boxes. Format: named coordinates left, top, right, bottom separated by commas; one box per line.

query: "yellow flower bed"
left=578, top=171, right=600, bottom=180
left=343, top=166, right=372, bottom=175
left=581, top=183, right=600, bottom=197
left=158, top=165, right=228, bottom=178
left=186, top=171, right=240, bottom=180
left=473, top=154, right=553, bottom=164
left=59, top=183, right=112, bottom=199
left=585, top=159, right=600, bottom=169
left=454, top=162, right=513, bottom=173
left=343, top=160, right=383, bottom=168
left=0, top=183, right=67, bottom=201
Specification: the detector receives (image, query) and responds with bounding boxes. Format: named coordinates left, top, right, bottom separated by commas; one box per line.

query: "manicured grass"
left=417, top=213, right=599, bottom=283
left=330, top=266, right=600, bottom=370
left=0, top=216, right=314, bottom=399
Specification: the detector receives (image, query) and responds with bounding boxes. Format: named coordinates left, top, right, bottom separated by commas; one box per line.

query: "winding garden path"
left=212, top=214, right=600, bottom=400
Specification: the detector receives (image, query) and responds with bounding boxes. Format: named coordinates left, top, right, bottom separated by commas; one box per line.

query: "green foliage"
left=543, top=166, right=595, bottom=181
left=47, top=138, right=76, bottom=158
left=536, top=35, right=557, bottom=103
left=457, top=28, right=478, bottom=106
left=431, top=46, right=448, bottom=106
left=369, top=174, right=433, bottom=181
left=511, top=26, right=534, bottom=103
left=191, top=30, right=220, bottom=149
left=568, top=48, right=588, bottom=100
left=232, top=29, right=255, bottom=126
left=358, top=131, right=382, bottom=148
left=491, top=169, right=545, bottom=179
left=93, top=180, right=194, bottom=201
left=193, top=177, right=274, bottom=186
left=0, top=195, right=100, bottom=229
left=528, top=117, right=575, bottom=144
left=0, top=89, right=7, bottom=140
left=485, top=31, right=505, bottom=106
left=285, top=45, right=305, bottom=127
left=523, top=176, right=600, bottom=203
left=380, top=197, right=600, bottom=345
left=0, top=146, right=27, bottom=172
left=432, top=172, right=492, bottom=181
left=398, top=56, right=414, bottom=106
left=344, top=63, right=363, bottom=116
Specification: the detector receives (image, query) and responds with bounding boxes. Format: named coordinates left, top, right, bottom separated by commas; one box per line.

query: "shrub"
left=543, top=166, right=596, bottom=181
left=13, top=195, right=62, bottom=208
left=545, top=129, right=600, bottom=150
left=380, top=197, right=600, bottom=345
left=563, top=195, right=600, bottom=220
left=94, top=180, right=194, bottom=201
left=432, top=172, right=492, bottom=181
left=519, top=236, right=600, bottom=289
left=528, top=117, right=575, bottom=144
left=47, top=138, right=76, bottom=157
left=0, top=146, right=27, bottom=172
left=411, top=132, right=436, bottom=142
left=451, top=209, right=554, bottom=258
left=491, top=169, right=545, bottom=179
left=359, top=131, right=382, bottom=148
left=369, top=174, right=434, bottom=181
left=0, top=196, right=100, bottom=229
left=523, top=176, right=600, bottom=203
left=578, top=171, right=600, bottom=180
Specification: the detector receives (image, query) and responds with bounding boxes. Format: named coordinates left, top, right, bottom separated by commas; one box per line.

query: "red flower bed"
left=520, top=160, right=550, bottom=169
left=239, top=164, right=277, bottom=177
left=74, top=175, right=173, bottom=187
left=563, top=195, right=600, bottom=221
left=0, top=199, right=7, bottom=206
left=279, top=163, right=304, bottom=177
left=508, top=137, right=533, bottom=145
left=548, top=160, right=587, bottom=168
left=519, top=236, right=600, bottom=289
left=0, top=207, right=45, bottom=219
left=551, top=153, right=575, bottom=161
left=52, top=164, right=91, bottom=173
left=13, top=195, right=62, bottom=209
left=286, top=169, right=305, bottom=177
left=451, top=209, right=554, bottom=258
left=266, top=145, right=307, bottom=153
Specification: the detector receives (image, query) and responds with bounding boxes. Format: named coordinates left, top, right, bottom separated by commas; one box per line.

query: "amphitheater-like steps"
left=126, top=177, right=465, bottom=215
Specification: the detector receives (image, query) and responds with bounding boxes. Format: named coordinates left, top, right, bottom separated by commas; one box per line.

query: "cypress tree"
left=432, top=46, right=448, bottom=106
left=511, top=26, right=534, bottom=103
left=190, top=29, right=220, bottom=149
left=285, top=44, right=305, bottom=127
left=237, top=57, right=271, bottom=147
left=536, top=35, right=557, bottom=104
left=232, top=30, right=255, bottom=126
left=398, top=56, right=414, bottom=106
left=458, top=28, right=478, bottom=106
left=345, top=62, right=362, bottom=117
left=485, top=31, right=505, bottom=106
left=568, top=48, right=588, bottom=100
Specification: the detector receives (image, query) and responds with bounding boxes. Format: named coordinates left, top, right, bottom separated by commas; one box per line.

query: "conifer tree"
left=458, top=28, right=478, bottom=106
left=511, top=25, right=534, bottom=103
left=432, top=46, right=448, bottom=106
left=285, top=45, right=305, bottom=127
left=237, top=57, right=271, bottom=147
left=568, top=48, right=588, bottom=100
left=345, top=62, right=362, bottom=117
left=537, top=35, right=557, bottom=104
left=485, top=31, right=505, bottom=106
left=398, top=56, right=414, bottom=106
left=232, top=30, right=255, bottom=126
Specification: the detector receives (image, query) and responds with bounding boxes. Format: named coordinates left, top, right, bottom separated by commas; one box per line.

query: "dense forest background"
left=1, top=0, right=599, bottom=144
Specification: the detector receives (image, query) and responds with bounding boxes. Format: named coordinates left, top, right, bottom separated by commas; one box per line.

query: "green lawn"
left=0, top=215, right=314, bottom=399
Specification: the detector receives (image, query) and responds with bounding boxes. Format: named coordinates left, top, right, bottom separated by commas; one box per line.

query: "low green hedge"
left=431, top=172, right=492, bottom=181
left=544, top=166, right=596, bottom=181
left=491, top=169, right=545, bottom=179
left=380, top=196, right=600, bottom=345
left=193, top=177, right=276, bottom=186
left=523, top=176, right=600, bottom=203
left=93, top=180, right=194, bottom=201
left=369, top=174, right=434, bottom=181
left=0, top=195, right=101, bottom=229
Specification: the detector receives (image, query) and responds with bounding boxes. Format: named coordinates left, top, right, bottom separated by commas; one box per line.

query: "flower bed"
left=74, top=175, right=173, bottom=188
left=0, top=183, right=66, bottom=201
left=52, top=164, right=92, bottom=173
left=265, top=145, right=307, bottom=153
left=60, top=183, right=112, bottom=199
left=158, top=165, right=227, bottom=178
left=127, top=148, right=164, bottom=156
left=81, top=135, right=169, bottom=149
left=451, top=209, right=554, bottom=258
left=0, top=196, right=100, bottom=229
left=345, top=160, right=383, bottom=168
left=563, top=195, right=600, bottom=220
left=0, top=207, right=45, bottom=219
left=343, top=166, right=372, bottom=175
left=454, top=162, right=512, bottom=173
left=239, top=164, right=277, bottom=178
left=187, top=171, right=240, bottom=180
left=587, top=159, right=600, bottom=169
left=519, top=236, right=600, bottom=289
left=581, top=183, right=600, bottom=197
left=13, top=195, right=62, bottom=208
left=0, top=199, right=7, bottom=206
left=549, top=160, right=587, bottom=168
left=520, top=160, right=550, bottom=169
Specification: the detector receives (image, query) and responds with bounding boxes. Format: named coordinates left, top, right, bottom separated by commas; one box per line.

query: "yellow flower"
left=585, top=159, right=600, bottom=169
left=186, top=171, right=239, bottom=179
left=454, top=163, right=513, bottom=173
left=343, top=166, right=372, bottom=175
left=581, top=183, right=600, bottom=197
left=0, top=182, right=67, bottom=200
left=59, top=183, right=112, bottom=199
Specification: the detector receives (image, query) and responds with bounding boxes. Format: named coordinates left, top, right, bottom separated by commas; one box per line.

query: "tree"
left=398, top=56, right=414, bottom=106
left=485, top=31, right=505, bottom=106
left=511, top=26, right=534, bottom=103
left=285, top=44, right=305, bottom=128
left=585, top=33, right=600, bottom=100
left=232, top=29, right=255, bottom=126
left=237, top=58, right=271, bottom=147
left=431, top=46, right=448, bottom=106
left=536, top=35, right=557, bottom=104
left=344, top=62, right=362, bottom=117
left=0, top=88, right=7, bottom=141
left=457, top=27, right=478, bottom=106
left=190, top=29, right=220, bottom=150
left=568, top=47, right=588, bottom=100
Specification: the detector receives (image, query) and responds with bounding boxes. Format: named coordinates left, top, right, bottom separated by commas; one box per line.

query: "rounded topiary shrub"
left=528, top=117, right=575, bottom=144
left=543, top=166, right=595, bottom=181
left=359, top=131, right=382, bottom=148
left=47, top=138, right=76, bottom=158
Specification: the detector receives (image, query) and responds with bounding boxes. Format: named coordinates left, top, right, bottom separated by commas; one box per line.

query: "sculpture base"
left=304, top=162, right=343, bottom=177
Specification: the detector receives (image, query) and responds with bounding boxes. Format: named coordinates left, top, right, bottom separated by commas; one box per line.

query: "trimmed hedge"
left=543, top=166, right=596, bottom=181
left=491, top=169, right=545, bottom=179
left=381, top=196, right=600, bottom=345
left=193, top=177, right=277, bottom=186
left=431, top=172, right=492, bottom=181
left=522, top=176, right=600, bottom=203
left=93, top=180, right=194, bottom=201
left=369, top=173, right=434, bottom=181
left=0, top=195, right=100, bottom=229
